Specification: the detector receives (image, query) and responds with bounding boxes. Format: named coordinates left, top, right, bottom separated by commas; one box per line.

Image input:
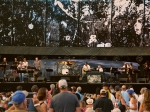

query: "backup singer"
left=17, top=61, right=26, bottom=82
left=23, top=58, right=28, bottom=69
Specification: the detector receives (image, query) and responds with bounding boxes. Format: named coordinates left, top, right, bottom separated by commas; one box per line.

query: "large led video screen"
left=0, top=0, right=149, bottom=47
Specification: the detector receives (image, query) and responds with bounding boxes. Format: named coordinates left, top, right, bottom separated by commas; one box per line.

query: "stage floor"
left=0, top=82, right=150, bottom=94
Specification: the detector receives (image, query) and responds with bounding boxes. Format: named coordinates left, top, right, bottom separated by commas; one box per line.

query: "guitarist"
left=82, top=62, right=91, bottom=75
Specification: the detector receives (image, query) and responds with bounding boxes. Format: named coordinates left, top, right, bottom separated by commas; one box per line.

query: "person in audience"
left=76, top=86, right=82, bottom=100
left=127, top=89, right=138, bottom=112
left=16, top=85, right=23, bottom=91
left=121, top=85, right=129, bottom=106
left=71, top=86, right=76, bottom=94
left=102, top=83, right=116, bottom=104
left=109, top=85, right=115, bottom=95
left=93, top=89, right=114, bottom=112
left=5, top=91, right=44, bottom=112
left=129, top=88, right=139, bottom=100
left=47, top=84, right=55, bottom=108
left=138, top=87, right=147, bottom=104
left=112, top=108, right=121, bottom=112
left=49, top=79, right=80, bottom=112
left=27, top=85, right=39, bottom=111
left=79, top=100, right=86, bottom=112
left=139, top=89, right=150, bottom=112
left=85, top=98, right=95, bottom=112
left=115, top=91, right=128, bottom=110
left=37, top=87, right=49, bottom=112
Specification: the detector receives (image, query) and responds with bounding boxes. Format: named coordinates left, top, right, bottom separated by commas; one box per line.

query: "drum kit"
left=57, top=61, right=80, bottom=75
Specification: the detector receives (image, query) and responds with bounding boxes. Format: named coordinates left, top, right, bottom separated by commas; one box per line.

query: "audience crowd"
left=0, top=80, right=150, bottom=112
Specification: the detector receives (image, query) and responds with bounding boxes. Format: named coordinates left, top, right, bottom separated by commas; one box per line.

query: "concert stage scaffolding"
left=0, top=82, right=150, bottom=94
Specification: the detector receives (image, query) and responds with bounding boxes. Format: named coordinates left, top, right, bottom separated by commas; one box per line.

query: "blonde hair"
left=143, top=89, right=150, bottom=111
left=79, top=100, right=86, bottom=108
left=140, top=88, right=147, bottom=94
left=116, top=91, right=123, bottom=100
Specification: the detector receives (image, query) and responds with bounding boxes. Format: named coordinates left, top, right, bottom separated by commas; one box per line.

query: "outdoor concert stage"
left=0, top=82, right=150, bottom=94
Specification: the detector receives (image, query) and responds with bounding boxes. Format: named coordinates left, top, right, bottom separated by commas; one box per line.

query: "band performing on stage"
left=0, top=57, right=150, bottom=83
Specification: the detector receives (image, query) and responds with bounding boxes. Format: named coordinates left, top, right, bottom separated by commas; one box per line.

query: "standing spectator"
left=76, top=86, right=82, bottom=100
left=93, top=89, right=114, bottom=112
left=47, top=84, right=55, bottom=108
left=102, top=83, right=116, bottom=104
left=121, top=85, right=130, bottom=106
left=139, top=89, right=150, bottom=112
left=27, top=85, right=39, bottom=112
left=16, top=85, right=23, bottom=91
left=138, top=87, right=147, bottom=104
left=37, top=87, right=49, bottom=112
left=85, top=98, right=95, bottom=112
left=79, top=100, right=86, bottom=112
left=127, top=89, right=138, bottom=112
left=6, top=91, right=45, bottom=112
left=115, top=91, right=128, bottom=109
left=71, top=86, right=76, bottom=94
left=49, top=79, right=80, bottom=112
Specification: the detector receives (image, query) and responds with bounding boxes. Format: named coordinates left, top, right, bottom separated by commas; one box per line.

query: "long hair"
left=143, top=89, right=150, bottom=111
left=116, top=91, right=123, bottom=100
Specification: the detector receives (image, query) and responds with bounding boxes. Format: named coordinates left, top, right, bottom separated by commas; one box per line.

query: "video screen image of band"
left=0, top=0, right=149, bottom=47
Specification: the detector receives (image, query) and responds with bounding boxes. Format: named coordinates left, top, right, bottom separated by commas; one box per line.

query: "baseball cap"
left=86, top=98, right=94, bottom=105
left=100, top=89, right=106, bottom=94
left=127, top=89, right=134, bottom=95
left=58, top=79, right=68, bottom=89
left=12, top=91, right=25, bottom=104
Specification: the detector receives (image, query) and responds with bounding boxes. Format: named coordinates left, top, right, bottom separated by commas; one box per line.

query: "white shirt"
left=138, top=94, right=144, bottom=104
left=97, top=68, right=103, bottom=72
left=23, top=61, right=28, bottom=68
left=82, top=65, right=90, bottom=71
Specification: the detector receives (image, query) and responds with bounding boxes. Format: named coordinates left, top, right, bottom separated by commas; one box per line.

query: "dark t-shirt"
left=93, top=97, right=114, bottom=112
left=50, top=92, right=80, bottom=112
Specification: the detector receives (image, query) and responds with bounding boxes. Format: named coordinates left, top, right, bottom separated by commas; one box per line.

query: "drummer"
left=62, top=62, right=70, bottom=69
left=62, top=62, right=70, bottom=75
left=67, top=58, right=74, bottom=66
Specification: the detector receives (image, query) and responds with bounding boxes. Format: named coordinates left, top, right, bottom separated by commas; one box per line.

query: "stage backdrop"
left=0, top=0, right=149, bottom=47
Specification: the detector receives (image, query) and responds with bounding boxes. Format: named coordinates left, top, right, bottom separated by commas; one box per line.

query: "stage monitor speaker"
left=8, top=76, right=20, bottom=82
left=138, top=78, right=147, bottom=83
left=87, top=75, right=101, bottom=83
left=37, top=77, right=47, bottom=82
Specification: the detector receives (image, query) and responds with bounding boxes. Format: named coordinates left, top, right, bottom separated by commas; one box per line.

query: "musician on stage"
left=96, top=65, right=105, bottom=81
left=33, top=57, right=41, bottom=81
left=128, top=62, right=136, bottom=82
left=62, top=62, right=70, bottom=69
left=96, top=65, right=103, bottom=72
left=82, top=62, right=91, bottom=75
left=17, top=61, right=26, bottom=82
left=33, top=57, right=41, bottom=70
left=23, top=58, right=28, bottom=69
left=12, top=58, right=19, bottom=66
left=143, top=61, right=150, bottom=82
left=122, top=62, right=129, bottom=74
left=1, top=57, right=8, bottom=74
